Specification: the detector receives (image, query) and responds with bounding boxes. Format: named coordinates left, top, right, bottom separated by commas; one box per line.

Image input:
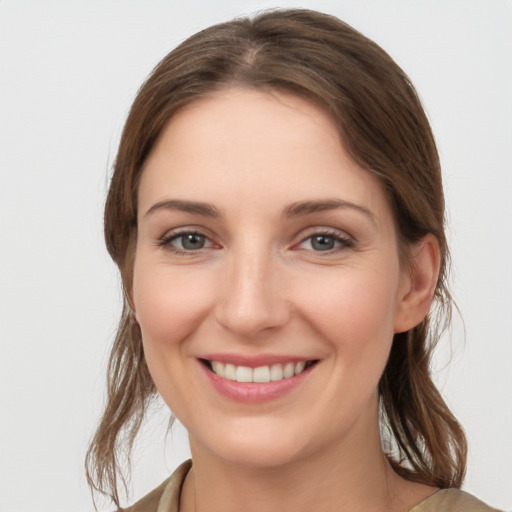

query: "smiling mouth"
left=200, top=359, right=318, bottom=383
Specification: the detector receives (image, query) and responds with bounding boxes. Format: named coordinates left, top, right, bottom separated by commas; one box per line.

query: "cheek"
left=132, top=260, right=216, bottom=347
left=132, top=258, right=219, bottom=412
left=300, top=269, right=398, bottom=331
left=293, top=264, right=400, bottom=360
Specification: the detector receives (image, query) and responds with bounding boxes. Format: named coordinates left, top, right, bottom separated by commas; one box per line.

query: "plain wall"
left=0, top=1, right=511, bottom=510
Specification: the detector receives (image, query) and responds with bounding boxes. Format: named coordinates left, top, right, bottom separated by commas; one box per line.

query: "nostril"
left=215, top=295, right=291, bottom=338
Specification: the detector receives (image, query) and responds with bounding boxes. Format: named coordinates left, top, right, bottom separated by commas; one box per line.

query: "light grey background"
left=0, top=1, right=511, bottom=511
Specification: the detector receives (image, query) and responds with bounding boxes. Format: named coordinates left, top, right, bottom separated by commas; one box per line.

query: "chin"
left=189, top=416, right=315, bottom=469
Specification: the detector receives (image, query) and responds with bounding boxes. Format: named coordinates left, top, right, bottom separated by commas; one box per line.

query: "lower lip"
left=199, top=361, right=314, bottom=404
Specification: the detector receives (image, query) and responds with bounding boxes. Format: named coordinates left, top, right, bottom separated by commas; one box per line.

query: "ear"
left=394, top=233, right=441, bottom=333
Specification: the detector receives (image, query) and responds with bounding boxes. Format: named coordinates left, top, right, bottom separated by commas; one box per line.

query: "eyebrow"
left=144, top=199, right=221, bottom=218
left=144, top=198, right=375, bottom=224
left=283, top=199, right=376, bottom=224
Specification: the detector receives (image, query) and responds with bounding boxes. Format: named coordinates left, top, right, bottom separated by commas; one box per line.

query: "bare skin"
left=180, top=404, right=438, bottom=512
left=134, top=88, right=441, bottom=512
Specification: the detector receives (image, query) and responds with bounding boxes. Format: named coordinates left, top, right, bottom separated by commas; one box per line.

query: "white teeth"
left=209, top=360, right=312, bottom=382
left=225, top=363, right=236, bottom=380
left=211, top=361, right=224, bottom=378
left=270, top=364, right=284, bottom=381
left=295, top=361, right=306, bottom=375
left=283, top=362, right=295, bottom=379
left=236, top=366, right=253, bottom=382
left=253, top=366, right=271, bottom=383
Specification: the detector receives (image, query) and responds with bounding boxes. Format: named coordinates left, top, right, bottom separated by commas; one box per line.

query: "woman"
left=86, top=9, right=500, bottom=512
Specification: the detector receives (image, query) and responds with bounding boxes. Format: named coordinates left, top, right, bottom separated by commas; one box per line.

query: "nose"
left=215, top=248, right=291, bottom=339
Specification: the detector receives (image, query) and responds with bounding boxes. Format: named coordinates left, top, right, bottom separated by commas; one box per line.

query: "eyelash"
left=157, top=230, right=213, bottom=255
left=296, top=230, right=354, bottom=253
left=157, top=229, right=354, bottom=255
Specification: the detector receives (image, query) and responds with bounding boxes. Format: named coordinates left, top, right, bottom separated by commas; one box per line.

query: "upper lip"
left=199, top=353, right=318, bottom=368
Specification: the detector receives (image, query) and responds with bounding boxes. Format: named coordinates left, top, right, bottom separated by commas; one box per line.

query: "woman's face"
left=133, top=88, right=414, bottom=468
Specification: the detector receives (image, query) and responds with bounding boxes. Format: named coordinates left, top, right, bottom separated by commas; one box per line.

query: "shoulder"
left=121, top=460, right=192, bottom=512
left=410, top=488, right=503, bottom=512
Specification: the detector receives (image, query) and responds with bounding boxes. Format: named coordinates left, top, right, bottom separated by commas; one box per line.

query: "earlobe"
left=394, top=234, right=441, bottom=333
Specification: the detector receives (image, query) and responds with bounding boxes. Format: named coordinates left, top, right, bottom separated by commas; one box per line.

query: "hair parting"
left=86, top=9, right=467, bottom=507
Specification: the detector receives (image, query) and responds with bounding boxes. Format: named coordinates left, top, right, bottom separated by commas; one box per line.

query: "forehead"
left=146, top=87, right=343, bottom=168
left=138, top=87, right=390, bottom=223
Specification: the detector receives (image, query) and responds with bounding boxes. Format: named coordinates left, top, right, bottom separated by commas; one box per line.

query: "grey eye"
left=180, top=233, right=206, bottom=250
left=310, top=235, right=336, bottom=251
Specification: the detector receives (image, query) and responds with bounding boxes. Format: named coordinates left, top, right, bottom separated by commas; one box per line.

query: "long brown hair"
left=86, top=8, right=467, bottom=507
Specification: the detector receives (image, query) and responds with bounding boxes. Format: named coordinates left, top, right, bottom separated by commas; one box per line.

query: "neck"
left=180, top=409, right=425, bottom=512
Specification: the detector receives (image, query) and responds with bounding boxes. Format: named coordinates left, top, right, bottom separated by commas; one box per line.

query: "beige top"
left=123, top=460, right=502, bottom=512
